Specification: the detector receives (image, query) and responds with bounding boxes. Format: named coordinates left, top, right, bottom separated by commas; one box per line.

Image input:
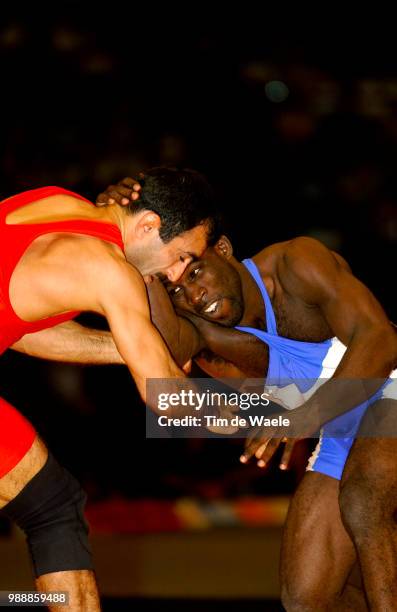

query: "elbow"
left=171, top=349, right=189, bottom=370
left=172, top=344, right=195, bottom=370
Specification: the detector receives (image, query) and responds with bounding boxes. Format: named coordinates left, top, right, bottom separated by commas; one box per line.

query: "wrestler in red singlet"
left=0, top=187, right=124, bottom=479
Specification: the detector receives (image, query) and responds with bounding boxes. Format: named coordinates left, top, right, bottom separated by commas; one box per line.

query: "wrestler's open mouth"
left=202, top=299, right=221, bottom=315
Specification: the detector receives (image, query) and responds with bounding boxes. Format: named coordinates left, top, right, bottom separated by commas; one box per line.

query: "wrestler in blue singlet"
left=236, top=259, right=396, bottom=480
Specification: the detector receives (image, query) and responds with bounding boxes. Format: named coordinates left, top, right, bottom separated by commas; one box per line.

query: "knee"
left=281, top=575, right=333, bottom=611
left=281, top=587, right=326, bottom=611
left=1, top=452, right=92, bottom=577
left=281, top=585, right=309, bottom=611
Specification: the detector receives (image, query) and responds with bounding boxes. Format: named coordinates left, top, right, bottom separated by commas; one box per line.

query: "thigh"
left=281, top=471, right=357, bottom=601
left=341, top=437, right=397, bottom=506
left=343, top=399, right=397, bottom=483
left=0, top=397, right=47, bottom=508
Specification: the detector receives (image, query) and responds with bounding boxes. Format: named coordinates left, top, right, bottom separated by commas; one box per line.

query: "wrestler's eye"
left=169, top=285, right=183, bottom=298
left=189, top=267, right=200, bottom=281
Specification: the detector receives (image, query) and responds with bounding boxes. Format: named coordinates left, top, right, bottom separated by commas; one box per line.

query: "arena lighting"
left=264, top=80, right=289, bottom=102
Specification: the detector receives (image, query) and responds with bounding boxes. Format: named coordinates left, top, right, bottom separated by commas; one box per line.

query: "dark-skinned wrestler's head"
left=167, top=236, right=244, bottom=327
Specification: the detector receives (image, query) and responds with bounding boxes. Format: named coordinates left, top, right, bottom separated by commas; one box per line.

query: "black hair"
left=127, top=166, right=222, bottom=244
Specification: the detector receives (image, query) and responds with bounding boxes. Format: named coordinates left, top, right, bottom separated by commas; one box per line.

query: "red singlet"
left=0, top=186, right=124, bottom=478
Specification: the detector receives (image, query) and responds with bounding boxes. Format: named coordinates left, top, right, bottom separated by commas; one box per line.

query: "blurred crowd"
left=0, top=10, right=396, bottom=506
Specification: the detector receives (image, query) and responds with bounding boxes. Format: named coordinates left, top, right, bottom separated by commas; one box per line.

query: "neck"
left=234, top=259, right=267, bottom=329
left=102, top=205, right=128, bottom=245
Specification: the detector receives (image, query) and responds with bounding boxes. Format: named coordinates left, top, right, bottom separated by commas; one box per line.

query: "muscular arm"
left=147, top=276, right=268, bottom=378
left=10, top=321, right=124, bottom=365
left=183, top=314, right=268, bottom=378
left=91, top=262, right=188, bottom=411
left=33, top=236, right=190, bottom=415
left=278, top=237, right=397, bottom=425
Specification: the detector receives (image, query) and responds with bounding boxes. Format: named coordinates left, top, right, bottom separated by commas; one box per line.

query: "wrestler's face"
left=166, top=237, right=244, bottom=327
left=125, top=221, right=209, bottom=280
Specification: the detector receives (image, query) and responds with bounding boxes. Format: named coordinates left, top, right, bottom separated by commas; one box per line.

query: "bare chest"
left=271, top=291, right=333, bottom=342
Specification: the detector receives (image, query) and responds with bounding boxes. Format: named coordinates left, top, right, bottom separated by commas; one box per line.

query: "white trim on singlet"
left=306, top=430, right=324, bottom=472
left=318, top=337, right=347, bottom=379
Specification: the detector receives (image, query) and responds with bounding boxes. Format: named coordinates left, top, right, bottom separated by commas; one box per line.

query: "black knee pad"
left=1, top=452, right=93, bottom=577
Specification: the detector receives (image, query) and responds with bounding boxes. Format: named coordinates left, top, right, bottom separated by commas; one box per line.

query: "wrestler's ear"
left=214, top=235, right=233, bottom=259
left=135, top=211, right=161, bottom=239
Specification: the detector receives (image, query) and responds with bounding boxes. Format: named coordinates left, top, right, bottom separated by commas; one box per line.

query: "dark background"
left=0, top=6, right=396, bottom=501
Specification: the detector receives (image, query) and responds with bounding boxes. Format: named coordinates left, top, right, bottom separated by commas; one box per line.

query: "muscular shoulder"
left=277, top=237, right=352, bottom=304
left=41, top=231, right=119, bottom=263
left=251, top=236, right=353, bottom=306
left=71, top=237, right=146, bottom=310
left=38, top=233, right=123, bottom=280
left=282, top=236, right=350, bottom=274
left=41, top=234, right=145, bottom=315
left=254, top=236, right=350, bottom=271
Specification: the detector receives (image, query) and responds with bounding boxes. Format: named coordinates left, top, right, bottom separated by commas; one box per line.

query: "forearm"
left=147, top=278, right=204, bottom=366
left=112, top=316, right=234, bottom=421
left=195, top=351, right=252, bottom=378
left=187, top=318, right=268, bottom=378
left=111, top=319, right=199, bottom=418
left=194, top=351, right=259, bottom=393
left=10, top=321, right=124, bottom=365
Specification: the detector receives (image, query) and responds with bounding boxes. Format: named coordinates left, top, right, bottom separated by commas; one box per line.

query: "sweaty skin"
left=9, top=187, right=397, bottom=610
left=93, top=183, right=397, bottom=610
left=1, top=187, right=209, bottom=612
left=149, top=235, right=397, bottom=611
left=4, top=191, right=212, bottom=408
left=15, top=232, right=396, bottom=432
left=148, top=235, right=396, bottom=417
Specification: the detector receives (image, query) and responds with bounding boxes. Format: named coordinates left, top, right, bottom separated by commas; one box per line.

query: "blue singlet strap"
left=242, top=258, right=278, bottom=335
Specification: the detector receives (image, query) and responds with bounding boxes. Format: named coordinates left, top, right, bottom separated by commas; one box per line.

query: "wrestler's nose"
left=165, top=259, right=190, bottom=283
left=189, top=286, right=206, bottom=307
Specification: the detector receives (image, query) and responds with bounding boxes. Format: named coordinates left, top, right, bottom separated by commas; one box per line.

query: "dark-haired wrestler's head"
left=121, top=167, right=222, bottom=281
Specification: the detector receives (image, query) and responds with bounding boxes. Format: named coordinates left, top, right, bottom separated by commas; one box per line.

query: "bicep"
left=320, top=271, right=390, bottom=343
